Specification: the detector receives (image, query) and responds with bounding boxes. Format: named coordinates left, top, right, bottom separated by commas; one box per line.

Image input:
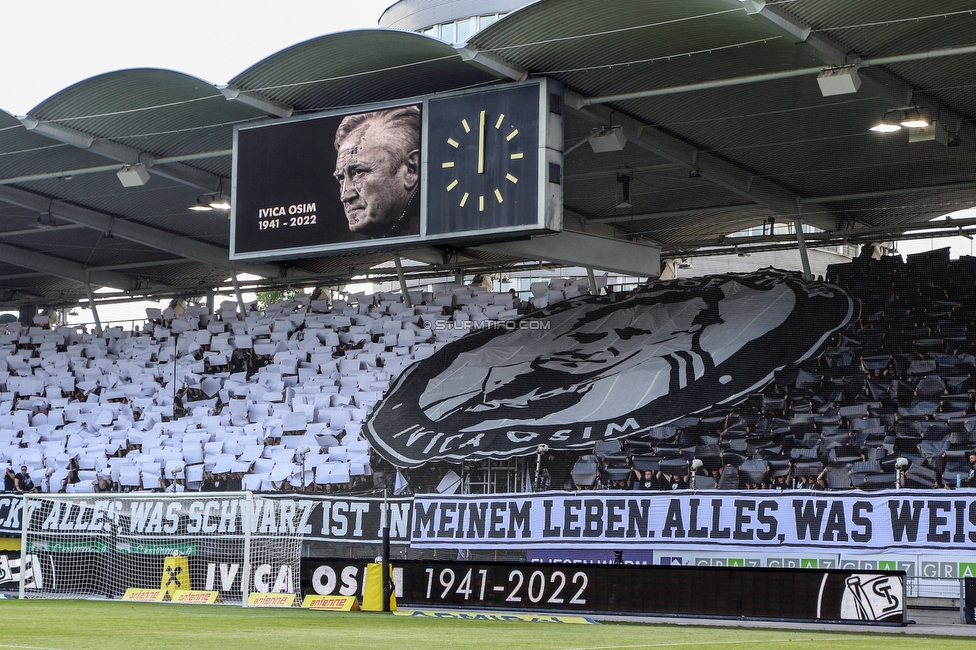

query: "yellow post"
left=361, top=563, right=396, bottom=612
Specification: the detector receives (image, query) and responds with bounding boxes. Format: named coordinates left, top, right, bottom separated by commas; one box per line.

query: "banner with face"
left=365, top=270, right=855, bottom=467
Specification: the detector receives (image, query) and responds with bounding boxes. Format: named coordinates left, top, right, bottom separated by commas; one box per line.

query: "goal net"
left=18, top=492, right=304, bottom=606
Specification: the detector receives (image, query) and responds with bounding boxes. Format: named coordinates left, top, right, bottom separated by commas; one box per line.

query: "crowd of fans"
left=0, top=278, right=591, bottom=495
left=569, top=250, right=976, bottom=492
left=4, top=252, right=976, bottom=496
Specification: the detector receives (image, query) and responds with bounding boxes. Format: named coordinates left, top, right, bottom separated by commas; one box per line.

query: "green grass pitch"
left=0, top=600, right=971, bottom=650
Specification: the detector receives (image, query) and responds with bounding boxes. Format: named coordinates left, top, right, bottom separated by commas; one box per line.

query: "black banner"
left=4, top=495, right=412, bottom=543
left=0, top=495, right=22, bottom=538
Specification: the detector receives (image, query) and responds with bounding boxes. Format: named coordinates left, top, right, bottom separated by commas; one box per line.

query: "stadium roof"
left=0, top=0, right=973, bottom=310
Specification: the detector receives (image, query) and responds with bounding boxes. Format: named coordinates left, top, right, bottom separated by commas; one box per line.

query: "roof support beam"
left=0, top=150, right=232, bottom=187
left=18, top=118, right=223, bottom=191
left=475, top=230, right=661, bottom=278
left=454, top=46, right=528, bottom=81
left=586, top=204, right=757, bottom=225
left=217, top=85, right=293, bottom=119
left=0, top=241, right=150, bottom=291
left=565, top=90, right=837, bottom=230
left=0, top=185, right=284, bottom=279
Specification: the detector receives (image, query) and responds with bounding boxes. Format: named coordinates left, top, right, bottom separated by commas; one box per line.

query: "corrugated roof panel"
left=231, top=30, right=499, bottom=112
left=781, top=0, right=976, bottom=56
left=26, top=70, right=266, bottom=164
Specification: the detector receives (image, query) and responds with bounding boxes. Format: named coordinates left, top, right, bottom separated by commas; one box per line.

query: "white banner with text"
left=410, top=490, right=976, bottom=555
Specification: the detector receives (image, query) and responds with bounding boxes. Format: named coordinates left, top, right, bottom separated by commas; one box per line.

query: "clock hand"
left=478, top=110, right=486, bottom=174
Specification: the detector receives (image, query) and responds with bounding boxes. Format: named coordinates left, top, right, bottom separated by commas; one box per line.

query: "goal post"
left=18, top=492, right=304, bottom=606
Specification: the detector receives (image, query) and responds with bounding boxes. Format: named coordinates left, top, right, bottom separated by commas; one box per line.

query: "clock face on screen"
left=426, top=85, right=541, bottom=235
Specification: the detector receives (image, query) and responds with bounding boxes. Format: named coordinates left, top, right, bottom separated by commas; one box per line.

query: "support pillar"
left=586, top=267, right=598, bottom=295
left=794, top=217, right=812, bottom=281
left=84, top=283, right=103, bottom=336
left=392, top=252, right=412, bottom=308
left=232, top=275, right=247, bottom=321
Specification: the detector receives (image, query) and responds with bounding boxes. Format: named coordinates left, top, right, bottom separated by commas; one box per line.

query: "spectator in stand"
left=3, top=465, right=15, bottom=492
left=15, top=465, right=40, bottom=493
left=657, top=470, right=687, bottom=490
left=968, top=451, right=976, bottom=487
left=797, top=467, right=828, bottom=491
left=632, top=469, right=656, bottom=490
left=62, top=456, right=80, bottom=492
left=95, top=471, right=113, bottom=493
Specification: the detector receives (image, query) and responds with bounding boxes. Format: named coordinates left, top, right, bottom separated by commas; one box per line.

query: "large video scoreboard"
left=230, top=79, right=563, bottom=260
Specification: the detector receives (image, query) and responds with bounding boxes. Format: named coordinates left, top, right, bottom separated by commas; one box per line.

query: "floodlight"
left=189, top=197, right=214, bottom=212
left=117, top=163, right=150, bottom=187
left=616, top=174, right=632, bottom=209
left=900, top=108, right=930, bottom=128
left=870, top=111, right=902, bottom=133
left=817, top=66, right=861, bottom=96
left=588, top=126, right=626, bottom=153
left=210, top=196, right=232, bottom=210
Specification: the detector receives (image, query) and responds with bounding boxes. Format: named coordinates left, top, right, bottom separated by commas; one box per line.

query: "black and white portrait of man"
left=333, top=106, right=421, bottom=238
left=365, top=270, right=855, bottom=467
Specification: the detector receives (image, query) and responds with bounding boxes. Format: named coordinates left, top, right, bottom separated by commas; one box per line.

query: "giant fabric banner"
left=366, top=270, right=855, bottom=467
left=410, top=490, right=976, bottom=555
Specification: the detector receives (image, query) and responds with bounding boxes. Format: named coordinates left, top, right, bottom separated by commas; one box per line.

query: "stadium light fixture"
left=116, top=163, right=151, bottom=187
left=900, top=108, right=931, bottom=128
left=870, top=110, right=902, bottom=133
left=189, top=197, right=213, bottom=212
left=816, top=66, right=861, bottom=96
left=209, top=195, right=232, bottom=210
left=189, top=194, right=231, bottom=211
left=615, top=174, right=632, bottom=209
left=588, top=126, right=626, bottom=152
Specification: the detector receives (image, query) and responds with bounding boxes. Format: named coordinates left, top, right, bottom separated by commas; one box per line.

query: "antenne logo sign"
left=365, top=270, right=854, bottom=467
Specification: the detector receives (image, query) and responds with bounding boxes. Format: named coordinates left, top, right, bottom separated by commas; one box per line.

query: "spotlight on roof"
left=870, top=111, right=902, bottom=133
left=189, top=196, right=214, bottom=212
left=209, top=197, right=231, bottom=210
left=189, top=194, right=231, bottom=211
left=900, top=108, right=931, bottom=128
left=116, top=163, right=150, bottom=187
left=816, top=66, right=861, bottom=96
left=615, top=174, right=632, bottom=209
left=588, top=126, right=626, bottom=153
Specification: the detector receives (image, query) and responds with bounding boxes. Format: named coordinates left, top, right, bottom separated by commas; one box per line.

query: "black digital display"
left=232, top=103, right=423, bottom=259
left=230, top=80, right=562, bottom=261
left=393, top=561, right=906, bottom=625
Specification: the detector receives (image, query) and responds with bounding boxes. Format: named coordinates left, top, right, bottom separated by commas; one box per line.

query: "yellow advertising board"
left=301, top=595, right=360, bottom=611
left=247, top=592, right=296, bottom=607
left=121, top=588, right=166, bottom=603
left=171, top=590, right=219, bottom=604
